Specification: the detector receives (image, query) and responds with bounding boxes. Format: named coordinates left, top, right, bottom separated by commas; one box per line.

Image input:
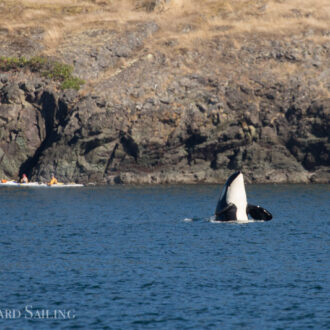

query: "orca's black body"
left=215, top=172, right=272, bottom=221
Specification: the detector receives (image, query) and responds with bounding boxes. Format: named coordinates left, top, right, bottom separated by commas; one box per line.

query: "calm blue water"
left=0, top=184, right=329, bottom=329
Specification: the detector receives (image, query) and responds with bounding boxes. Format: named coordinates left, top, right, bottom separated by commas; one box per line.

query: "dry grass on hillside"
left=0, top=0, right=329, bottom=54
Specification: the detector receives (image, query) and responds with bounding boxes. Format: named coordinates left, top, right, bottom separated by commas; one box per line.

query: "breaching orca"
left=215, top=171, right=272, bottom=221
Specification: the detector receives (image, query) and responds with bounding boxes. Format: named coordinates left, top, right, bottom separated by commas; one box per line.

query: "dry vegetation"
left=0, top=0, right=328, bottom=94
left=0, top=0, right=329, bottom=53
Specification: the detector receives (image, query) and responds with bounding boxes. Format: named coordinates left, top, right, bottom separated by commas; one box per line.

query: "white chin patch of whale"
left=182, top=216, right=264, bottom=223
left=209, top=215, right=258, bottom=223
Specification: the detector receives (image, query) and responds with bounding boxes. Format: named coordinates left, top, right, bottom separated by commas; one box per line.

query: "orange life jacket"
left=49, top=177, right=58, bottom=185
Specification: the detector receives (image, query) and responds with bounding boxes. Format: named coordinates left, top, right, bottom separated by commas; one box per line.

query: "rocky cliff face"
left=0, top=0, right=329, bottom=183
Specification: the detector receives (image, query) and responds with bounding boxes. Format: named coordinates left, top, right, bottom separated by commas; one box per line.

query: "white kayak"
left=0, top=181, right=83, bottom=188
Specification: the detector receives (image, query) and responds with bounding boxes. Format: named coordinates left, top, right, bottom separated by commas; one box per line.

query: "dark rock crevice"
left=104, top=143, right=119, bottom=175
left=18, top=91, right=64, bottom=178
left=120, top=134, right=139, bottom=161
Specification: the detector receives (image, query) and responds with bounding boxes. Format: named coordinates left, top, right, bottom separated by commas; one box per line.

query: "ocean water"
left=0, top=184, right=329, bottom=329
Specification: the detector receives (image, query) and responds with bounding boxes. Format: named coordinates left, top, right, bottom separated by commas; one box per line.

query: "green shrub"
left=44, top=62, right=73, bottom=80
left=60, top=77, right=85, bottom=90
left=0, top=56, right=85, bottom=90
left=0, top=56, right=28, bottom=70
left=28, top=56, right=48, bottom=72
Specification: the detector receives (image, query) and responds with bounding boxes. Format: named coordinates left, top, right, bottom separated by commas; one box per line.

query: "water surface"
left=0, top=184, right=329, bottom=329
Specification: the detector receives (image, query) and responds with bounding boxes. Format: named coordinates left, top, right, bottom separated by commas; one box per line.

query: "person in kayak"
left=20, top=174, right=29, bottom=183
left=48, top=174, right=58, bottom=185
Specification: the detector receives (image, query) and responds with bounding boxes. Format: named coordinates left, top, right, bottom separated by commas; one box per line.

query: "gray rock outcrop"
left=0, top=1, right=329, bottom=183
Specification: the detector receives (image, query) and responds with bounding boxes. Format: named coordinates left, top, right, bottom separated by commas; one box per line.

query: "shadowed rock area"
left=0, top=0, right=329, bottom=183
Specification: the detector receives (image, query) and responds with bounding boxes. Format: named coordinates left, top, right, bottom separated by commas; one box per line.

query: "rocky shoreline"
left=0, top=1, right=329, bottom=184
